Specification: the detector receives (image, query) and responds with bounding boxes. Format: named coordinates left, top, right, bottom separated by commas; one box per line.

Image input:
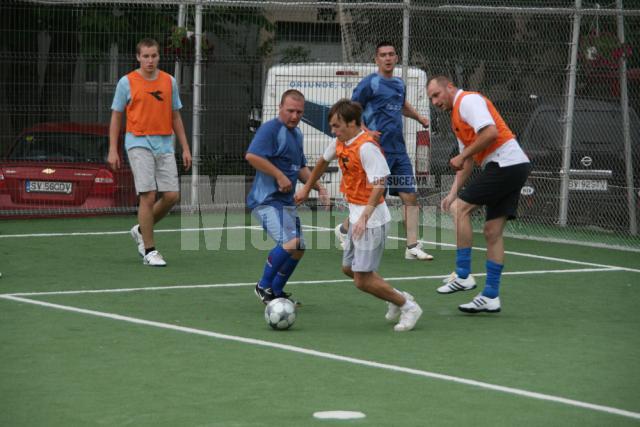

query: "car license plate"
left=25, top=180, right=73, bottom=194
left=569, top=179, right=608, bottom=191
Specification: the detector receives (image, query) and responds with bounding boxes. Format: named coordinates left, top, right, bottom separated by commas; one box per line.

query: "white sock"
left=401, top=299, right=416, bottom=310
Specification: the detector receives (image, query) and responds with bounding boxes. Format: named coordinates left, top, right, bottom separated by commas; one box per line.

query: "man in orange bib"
left=427, top=76, right=531, bottom=313
left=108, top=38, right=192, bottom=267
left=296, top=99, right=423, bottom=332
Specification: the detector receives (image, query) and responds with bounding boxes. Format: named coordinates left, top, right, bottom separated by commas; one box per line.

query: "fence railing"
left=1, top=0, right=638, bottom=250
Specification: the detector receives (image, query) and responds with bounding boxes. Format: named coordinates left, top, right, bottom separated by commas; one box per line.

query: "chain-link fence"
left=1, top=0, right=639, bottom=250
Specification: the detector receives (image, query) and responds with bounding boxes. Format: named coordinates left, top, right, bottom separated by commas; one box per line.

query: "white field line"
left=1, top=293, right=638, bottom=421
left=2, top=267, right=620, bottom=297
left=304, top=225, right=640, bottom=274
left=0, top=225, right=262, bottom=239
left=2, top=224, right=638, bottom=273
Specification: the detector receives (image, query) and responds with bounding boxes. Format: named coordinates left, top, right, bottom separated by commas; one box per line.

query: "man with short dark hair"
left=108, top=37, right=192, bottom=267
left=334, top=41, right=433, bottom=261
left=427, top=75, right=531, bottom=313
left=296, top=99, right=423, bottom=332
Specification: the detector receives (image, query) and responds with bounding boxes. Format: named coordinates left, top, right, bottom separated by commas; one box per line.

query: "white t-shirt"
left=323, top=132, right=391, bottom=227
left=454, top=90, right=529, bottom=168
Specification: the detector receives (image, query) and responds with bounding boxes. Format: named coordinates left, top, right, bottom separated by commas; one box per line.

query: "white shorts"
left=342, top=223, right=388, bottom=272
left=127, top=147, right=179, bottom=194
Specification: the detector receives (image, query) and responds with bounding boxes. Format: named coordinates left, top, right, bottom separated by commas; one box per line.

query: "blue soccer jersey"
left=246, top=118, right=307, bottom=209
left=351, top=73, right=406, bottom=154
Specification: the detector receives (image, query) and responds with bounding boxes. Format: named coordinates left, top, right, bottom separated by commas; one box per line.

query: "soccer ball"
left=265, top=298, right=296, bottom=330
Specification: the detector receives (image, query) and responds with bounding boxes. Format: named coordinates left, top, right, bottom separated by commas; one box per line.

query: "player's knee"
left=401, top=192, right=418, bottom=206
left=290, top=248, right=305, bottom=260
left=352, top=273, right=371, bottom=291
left=353, top=276, right=366, bottom=291
left=138, top=191, right=156, bottom=206
left=452, top=200, right=472, bottom=219
left=163, top=191, right=180, bottom=206
left=483, top=224, right=501, bottom=243
left=283, top=238, right=303, bottom=254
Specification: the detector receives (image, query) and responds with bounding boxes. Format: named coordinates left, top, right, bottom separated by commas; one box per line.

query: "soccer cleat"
left=130, top=224, right=145, bottom=257
left=143, top=250, right=166, bottom=267
left=437, top=272, right=476, bottom=294
left=405, top=243, right=434, bottom=260
left=334, top=224, right=347, bottom=250
left=278, top=291, right=302, bottom=307
left=385, top=291, right=414, bottom=322
left=254, top=283, right=274, bottom=305
left=458, top=294, right=501, bottom=313
left=394, top=302, right=423, bottom=332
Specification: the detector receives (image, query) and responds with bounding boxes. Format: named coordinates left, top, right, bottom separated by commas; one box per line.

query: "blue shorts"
left=252, top=204, right=305, bottom=248
left=385, top=152, right=416, bottom=196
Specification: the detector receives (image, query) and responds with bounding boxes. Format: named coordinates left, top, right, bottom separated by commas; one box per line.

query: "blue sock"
left=455, top=247, right=472, bottom=279
left=258, top=246, right=291, bottom=289
left=271, top=257, right=300, bottom=296
left=482, top=260, right=504, bottom=299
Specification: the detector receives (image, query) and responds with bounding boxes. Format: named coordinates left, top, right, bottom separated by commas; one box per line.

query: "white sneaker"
left=130, top=224, right=145, bottom=257
left=405, top=242, right=434, bottom=260
left=394, top=302, right=423, bottom=332
left=143, top=250, right=167, bottom=267
left=334, top=224, right=347, bottom=250
left=458, top=294, right=501, bottom=313
left=385, top=291, right=414, bottom=322
left=437, top=272, right=476, bottom=294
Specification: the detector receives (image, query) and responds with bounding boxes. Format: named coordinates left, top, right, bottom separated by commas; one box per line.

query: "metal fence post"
left=190, top=2, right=202, bottom=211
left=559, top=0, right=582, bottom=227
left=617, top=0, right=637, bottom=235
left=174, top=4, right=186, bottom=85
left=402, top=0, right=410, bottom=155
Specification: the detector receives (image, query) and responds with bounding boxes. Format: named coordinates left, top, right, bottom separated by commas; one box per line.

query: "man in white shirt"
left=427, top=76, right=531, bottom=314
left=295, top=99, right=423, bottom=332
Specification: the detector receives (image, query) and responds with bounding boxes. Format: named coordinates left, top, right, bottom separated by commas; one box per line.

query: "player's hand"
left=441, top=193, right=456, bottom=213
left=449, top=154, right=465, bottom=171
left=107, top=150, right=120, bottom=171
left=317, top=186, right=330, bottom=210
left=367, top=130, right=381, bottom=143
left=294, top=187, right=310, bottom=205
left=419, top=116, right=430, bottom=128
left=182, top=148, right=192, bottom=171
left=277, top=175, right=293, bottom=193
left=352, top=215, right=367, bottom=240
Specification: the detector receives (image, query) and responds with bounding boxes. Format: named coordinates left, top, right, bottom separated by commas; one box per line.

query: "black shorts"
left=458, top=162, right=531, bottom=221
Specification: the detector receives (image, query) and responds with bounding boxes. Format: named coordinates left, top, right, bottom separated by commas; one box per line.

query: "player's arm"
left=441, top=158, right=473, bottom=212
left=402, top=100, right=429, bottom=128
left=294, top=158, right=330, bottom=205
left=351, top=143, right=388, bottom=240
left=172, top=110, right=192, bottom=171
left=298, top=166, right=330, bottom=207
left=245, top=152, right=292, bottom=192
left=108, top=110, right=123, bottom=171
left=449, top=125, right=498, bottom=171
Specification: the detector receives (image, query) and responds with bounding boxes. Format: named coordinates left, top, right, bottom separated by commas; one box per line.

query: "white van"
left=258, top=63, right=431, bottom=199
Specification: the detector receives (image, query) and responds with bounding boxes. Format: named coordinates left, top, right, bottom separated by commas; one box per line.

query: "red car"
left=0, top=122, right=137, bottom=218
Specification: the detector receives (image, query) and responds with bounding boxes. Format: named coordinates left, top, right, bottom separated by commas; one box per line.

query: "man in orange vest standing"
left=296, top=99, right=423, bottom=332
left=426, top=76, right=530, bottom=313
left=108, top=38, right=192, bottom=266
